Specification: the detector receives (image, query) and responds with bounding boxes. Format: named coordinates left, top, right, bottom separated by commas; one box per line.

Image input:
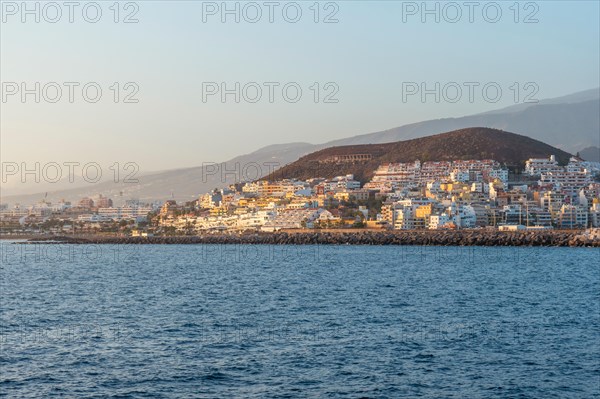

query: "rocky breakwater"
left=24, top=230, right=600, bottom=247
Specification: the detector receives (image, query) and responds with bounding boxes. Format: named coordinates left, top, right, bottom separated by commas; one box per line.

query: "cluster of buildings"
left=525, top=155, right=596, bottom=189
left=157, top=175, right=364, bottom=233
left=2, top=155, right=599, bottom=235
left=0, top=195, right=158, bottom=234
left=376, top=156, right=599, bottom=230
left=155, top=155, right=600, bottom=233
left=365, top=159, right=509, bottom=191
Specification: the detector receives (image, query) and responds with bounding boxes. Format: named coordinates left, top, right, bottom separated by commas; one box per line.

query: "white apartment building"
left=558, top=204, right=589, bottom=228
left=525, top=155, right=560, bottom=175
left=370, top=161, right=421, bottom=187
left=450, top=170, right=470, bottom=183
left=487, top=168, right=509, bottom=182
left=540, top=191, right=564, bottom=209
left=242, top=182, right=260, bottom=195
left=236, top=210, right=276, bottom=229
left=446, top=203, right=477, bottom=228
left=0, top=205, right=29, bottom=217
left=369, top=159, right=508, bottom=188
left=77, top=214, right=107, bottom=222
left=540, top=170, right=592, bottom=191
left=98, top=206, right=154, bottom=221
left=322, top=175, right=361, bottom=191
left=452, top=159, right=501, bottom=172
left=428, top=214, right=450, bottom=229
left=261, top=208, right=332, bottom=231
left=589, top=202, right=600, bottom=227
left=419, top=161, right=452, bottom=183
left=393, top=207, right=414, bottom=230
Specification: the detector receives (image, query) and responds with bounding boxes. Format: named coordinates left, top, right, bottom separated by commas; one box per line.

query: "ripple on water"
left=1, top=245, right=599, bottom=398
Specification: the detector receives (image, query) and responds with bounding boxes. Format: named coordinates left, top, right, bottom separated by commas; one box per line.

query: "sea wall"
left=22, top=230, right=600, bottom=247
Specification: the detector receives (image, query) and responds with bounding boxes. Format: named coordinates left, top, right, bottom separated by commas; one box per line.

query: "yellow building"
left=414, top=204, right=433, bottom=229
left=334, top=192, right=351, bottom=201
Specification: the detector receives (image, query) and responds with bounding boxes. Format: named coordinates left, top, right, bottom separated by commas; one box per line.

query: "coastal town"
left=2, top=155, right=600, bottom=236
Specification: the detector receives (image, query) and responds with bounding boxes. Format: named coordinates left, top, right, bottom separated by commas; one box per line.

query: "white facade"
left=525, top=155, right=559, bottom=175
left=98, top=206, right=153, bottom=221
left=429, top=214, right=450, bottom=229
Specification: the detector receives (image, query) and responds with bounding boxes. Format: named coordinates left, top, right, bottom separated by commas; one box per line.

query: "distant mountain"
left=1, top=142, right=317, bottom=206
left=579, top=146, right=600, bottom=162
left=3, top=89, right=597, bottom=205
left=263, top=128, right=573, bottom=183
left=478, top=87, right=600, bottom=115
left=325, top=98, right=599, bottom=154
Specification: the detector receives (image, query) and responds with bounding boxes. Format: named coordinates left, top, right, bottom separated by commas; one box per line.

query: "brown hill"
left=263, top=127, right=573, bottom=183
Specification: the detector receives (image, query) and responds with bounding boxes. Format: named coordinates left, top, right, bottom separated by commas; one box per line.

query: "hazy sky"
left=1, top=1, right=599, bottom=173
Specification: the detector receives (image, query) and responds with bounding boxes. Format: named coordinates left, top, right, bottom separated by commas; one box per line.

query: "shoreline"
left=7, top=230, right=600, bottom=247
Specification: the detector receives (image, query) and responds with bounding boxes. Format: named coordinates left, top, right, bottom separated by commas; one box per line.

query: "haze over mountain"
left=324, top=90, right=599, bottom=152
left=478, top=87, right=600, bottom=115
left=3, top=89, right=598, bottom=206
left=1, top=143, right=315, bottom=206
left=579, top=146, right=600, bottom=162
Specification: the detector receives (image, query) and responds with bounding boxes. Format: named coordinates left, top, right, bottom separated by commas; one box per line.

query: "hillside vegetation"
left=263, top=128, right=573, bottom=183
